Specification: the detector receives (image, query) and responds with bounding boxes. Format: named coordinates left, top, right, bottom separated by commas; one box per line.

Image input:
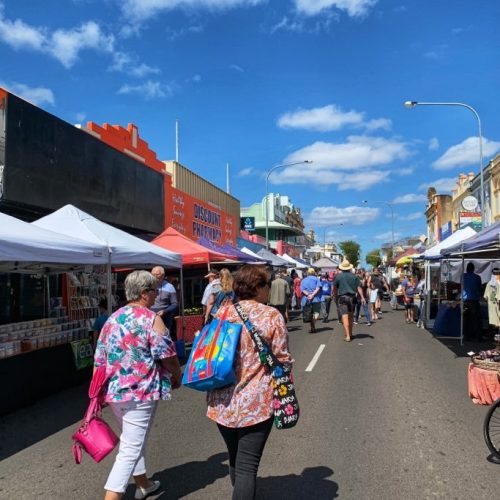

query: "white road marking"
left=305, top=344, right=326, bottom=372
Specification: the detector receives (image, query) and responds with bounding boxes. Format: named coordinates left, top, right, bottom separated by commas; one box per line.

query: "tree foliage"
left=339, top=240, right=361, bottom=268
left=366, top=249, right=381, bottom=268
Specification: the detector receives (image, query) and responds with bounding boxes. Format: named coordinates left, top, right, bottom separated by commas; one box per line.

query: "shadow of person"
left=257, top=466, right=338, bottom=499
left=123, top=452, right=229, bottom=499
left=352, top=333, right=374, bottom=340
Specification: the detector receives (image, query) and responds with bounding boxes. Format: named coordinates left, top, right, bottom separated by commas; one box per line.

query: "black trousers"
left=217, top=418, right=273, bottom=500
left=463, top=299, right=481, bottom=340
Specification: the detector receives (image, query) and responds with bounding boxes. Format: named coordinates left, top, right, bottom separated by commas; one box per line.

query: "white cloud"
left=229, top=64, right=244, bottom=73
left=120, top=0, right=263, bottom=23
left=0, top=8, right=116, bottom=68
left=75, top=112, right=87, bottom=122
left=418, top=177, right=457, bottom=193
left=238, top=167, right=255, bottom=177
left=293, top=0, right=378, bottom=17
left=117, top=80, right=175, bottom=99
left=375, top=230, right=402, bottom=241
left=277, top=104, right=390, bottom=132
left=50, top=21, right=115, bottom=68
left=307, top=205, right=379, bottom=226
left=432, top=137, right=500, bottom=170
left=165, top=24, right=204, bottom=41
left=0, top=80, right=54, bottom=106
left=428, top=137, right=439, bottom=151
left=397, top=167, right=414, bottom=176
left=398, top=212, right=423, bottom=221
left=270, top=136, right=410, bottom=189
left=0, top=7, right=46, bottom=49
left=392, top=193, right=427, bottom=204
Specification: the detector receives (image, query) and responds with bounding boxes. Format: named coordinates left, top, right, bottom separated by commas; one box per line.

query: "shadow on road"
left=257, top=466, right=338, bottom=499
left=352, top=333, right=374, bottom=340
left=126, top=452, right=228, bottom=499
left=0, top=382, right=88, bottom=461
left=126, top=460, right=339, bottom=500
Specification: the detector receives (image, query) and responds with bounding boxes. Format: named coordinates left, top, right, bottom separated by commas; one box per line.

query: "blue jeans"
left=355, top=299, right=371, bottom=322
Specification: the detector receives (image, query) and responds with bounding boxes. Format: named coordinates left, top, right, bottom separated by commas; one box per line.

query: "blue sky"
left=1, top=0, right=500, bottom=262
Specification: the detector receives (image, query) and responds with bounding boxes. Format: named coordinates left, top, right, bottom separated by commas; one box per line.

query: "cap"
left=204, top=271, right=218, bottom=278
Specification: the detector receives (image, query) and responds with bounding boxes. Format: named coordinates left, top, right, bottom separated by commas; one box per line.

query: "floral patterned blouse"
left=94, top=305, right=177, bottom=403
left=207, top=300, right=292, bottom=427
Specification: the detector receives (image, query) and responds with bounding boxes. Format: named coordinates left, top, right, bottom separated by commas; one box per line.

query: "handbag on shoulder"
left=182, top=307, right=242, bottom=391
left=233, top=302, right=299, bottom=430
left=72, top=364, right=119, bottom=464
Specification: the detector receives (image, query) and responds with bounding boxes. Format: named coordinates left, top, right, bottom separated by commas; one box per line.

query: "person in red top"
left=293, top=270, right=302, bottom=310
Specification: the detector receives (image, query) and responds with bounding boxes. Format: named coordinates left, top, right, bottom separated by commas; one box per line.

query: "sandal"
left=344, top=337, right=352, bottom=342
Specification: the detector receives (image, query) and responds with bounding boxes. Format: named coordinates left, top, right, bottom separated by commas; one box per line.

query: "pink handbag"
left=72, top=366, right=119, bottom=464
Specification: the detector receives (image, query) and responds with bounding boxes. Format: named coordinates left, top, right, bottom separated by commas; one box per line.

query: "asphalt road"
left=1, top=304, right=499, bottom=499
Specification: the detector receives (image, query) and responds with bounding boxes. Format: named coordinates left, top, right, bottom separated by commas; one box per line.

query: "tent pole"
left=460, top=256, right=465, bottom=346
left=46, top=274, right=50, bottom=319
left=179, top=266, right=185, bottom=344
left=106, top=252, right=112, bottom=316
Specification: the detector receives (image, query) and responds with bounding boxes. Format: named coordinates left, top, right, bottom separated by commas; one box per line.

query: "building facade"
left=425, top=188, right=453, bottom=246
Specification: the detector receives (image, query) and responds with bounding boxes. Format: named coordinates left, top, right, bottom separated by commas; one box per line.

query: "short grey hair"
left=125, top=270, right=157, bottom=301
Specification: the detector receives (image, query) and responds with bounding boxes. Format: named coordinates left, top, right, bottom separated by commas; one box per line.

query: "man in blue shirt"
left=301, top=268, right=321, bottom=333
left=463, top=262, right=482, bottom=341
left=319, top=273, right=332, bottom=323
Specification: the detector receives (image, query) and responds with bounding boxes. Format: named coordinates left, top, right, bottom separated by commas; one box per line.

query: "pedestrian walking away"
left=333, top=260, right=365, bottom=342
left=268, top=271, right=291, bottom=323
left=301, top=268, right=322, bottom=333
left=94, top=270, right=182, bottom=500
left=319, top=273, right=332, bottom=323
left=207, top=265, right=293, bottom=500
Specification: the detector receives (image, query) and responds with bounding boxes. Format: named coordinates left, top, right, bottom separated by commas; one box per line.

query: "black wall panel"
left=2, top=94, right=164, bottom=233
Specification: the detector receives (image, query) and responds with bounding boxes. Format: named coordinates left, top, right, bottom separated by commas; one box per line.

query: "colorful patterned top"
left=94, top=305, right=177, bottom=403
left=207, top=300, right=292, bottom=427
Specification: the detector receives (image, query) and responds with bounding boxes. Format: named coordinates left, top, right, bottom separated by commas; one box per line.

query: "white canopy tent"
left=0, top=211, right=108, bottom=272
left=418, top=227, right=476, bottom=260
left=281, top=253, right=308, bottom=269
left=240, top=247, right=271, bottom=264
left=33, top=205, right=182, bottom=313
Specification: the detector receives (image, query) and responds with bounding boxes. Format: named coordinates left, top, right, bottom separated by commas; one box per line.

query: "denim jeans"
left=104, top=400, right=157, bottom=493
left=354, top=299, right=371, bottom=323
left=217, top=418, right=273, bottom=500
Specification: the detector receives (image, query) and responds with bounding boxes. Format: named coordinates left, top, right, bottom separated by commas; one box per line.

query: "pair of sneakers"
left=135, top=480, right=161, bottom=500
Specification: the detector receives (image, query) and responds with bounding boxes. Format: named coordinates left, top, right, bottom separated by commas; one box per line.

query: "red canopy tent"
left=151, top=227, right=236, bottom=266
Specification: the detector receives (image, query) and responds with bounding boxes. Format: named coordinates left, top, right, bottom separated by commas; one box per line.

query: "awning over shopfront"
left=0, top=210, right=108, bottom=272
left=418, top=226, right=477, bottom=260
left=152, top=227, right=235, bottom=265
left=33, top=205, right=182, bottom=268
left=441, top=219, right=500, bottom=257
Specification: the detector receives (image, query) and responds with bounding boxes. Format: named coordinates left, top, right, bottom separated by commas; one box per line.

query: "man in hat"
left=300, top=268, right=322, bottom=333
left=201, top=271, right=221, bottom=320
left=268, top=271, right=291, bottom=323
left=333, top=259, right=364, bottom=342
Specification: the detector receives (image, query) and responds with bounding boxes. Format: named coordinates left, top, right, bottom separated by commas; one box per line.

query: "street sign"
left=240, top=216, right=255, bottom=231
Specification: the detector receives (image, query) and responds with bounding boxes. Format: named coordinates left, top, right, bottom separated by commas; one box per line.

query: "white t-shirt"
left=369, top=289, right=378, bottom=303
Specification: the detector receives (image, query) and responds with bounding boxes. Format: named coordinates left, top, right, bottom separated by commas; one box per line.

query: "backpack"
left=372, top=275, right=383, bottom=289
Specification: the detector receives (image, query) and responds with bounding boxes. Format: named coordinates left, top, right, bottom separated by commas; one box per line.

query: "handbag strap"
left=233, top=302, right=280, bottom=371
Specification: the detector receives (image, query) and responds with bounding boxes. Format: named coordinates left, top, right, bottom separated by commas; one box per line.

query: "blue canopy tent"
left=441, top=219, right=500, bottom=257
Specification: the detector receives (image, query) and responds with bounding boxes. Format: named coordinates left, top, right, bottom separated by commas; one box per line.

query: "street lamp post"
left=404, top=100, right=485, bottom=228
left=265, top=160, right=312, bottom=250
left=363, top=200, right=395, bottom=257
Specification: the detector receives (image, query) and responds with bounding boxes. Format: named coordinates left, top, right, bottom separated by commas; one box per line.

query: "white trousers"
left=104, top=400, right=157, bottom=493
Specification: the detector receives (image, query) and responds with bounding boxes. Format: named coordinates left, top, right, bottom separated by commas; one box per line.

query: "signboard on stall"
left=166, top=186, right=238, bottom=245
left=71, top=339, right=94, bottom=370
left=440, top=221, right=452, bottom=241
left=240, top=217, right=255, bottom=231
left=459, top=211, right=482, bottom=231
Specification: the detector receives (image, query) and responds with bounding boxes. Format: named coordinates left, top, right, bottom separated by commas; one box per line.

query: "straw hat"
left=339, top=259, right=353, bottom=271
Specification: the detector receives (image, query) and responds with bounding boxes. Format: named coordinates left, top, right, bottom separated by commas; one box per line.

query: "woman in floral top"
left=207, top=265, right=292, bottom=499
left=95, top=270, right=181, bottom=500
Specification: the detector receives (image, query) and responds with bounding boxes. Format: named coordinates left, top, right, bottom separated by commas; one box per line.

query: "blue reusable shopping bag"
left=182, top=309, right=242, bottom=391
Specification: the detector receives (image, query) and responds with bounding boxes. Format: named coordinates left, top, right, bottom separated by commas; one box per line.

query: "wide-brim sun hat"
left=339, top=259, right=353, bottom=271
